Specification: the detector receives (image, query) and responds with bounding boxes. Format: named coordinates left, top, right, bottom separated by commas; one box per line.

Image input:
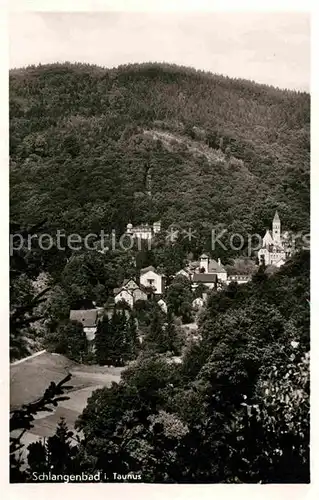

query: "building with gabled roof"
left=196, top=254, right=227, bottom=281
left=258, top=211, right=288, bottom=267
left=113, top=277, right=148, bottom=308
left=140, top=266, right=164, bottom=295
left=69, top=308, right=104, bottom=341
left=193, top=273, right=218, bottom=284
left=126, top=221, right=161, bottom=240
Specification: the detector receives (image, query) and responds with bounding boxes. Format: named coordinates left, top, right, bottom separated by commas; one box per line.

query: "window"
left=148, top=279, right=154, bottom=285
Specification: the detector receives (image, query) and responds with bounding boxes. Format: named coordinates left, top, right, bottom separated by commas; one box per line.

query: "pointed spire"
left=273, top=211, right=280, bottom=222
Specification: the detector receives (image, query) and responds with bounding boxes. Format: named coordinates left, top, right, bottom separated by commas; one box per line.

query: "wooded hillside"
left=10, top=62, right=310, bottom=237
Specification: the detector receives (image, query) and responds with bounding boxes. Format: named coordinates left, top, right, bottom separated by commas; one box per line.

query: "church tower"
left=272, top=211, right=281, bottom=245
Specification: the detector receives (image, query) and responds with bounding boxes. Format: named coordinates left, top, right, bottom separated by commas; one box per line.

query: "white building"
left=258, top=211, right=287, bottom=267
left=126, top=221, right=161, bottom=240
left=194, top=254, right=227, bottom=283
left=113, top=278, right=148, bottom=308
left=226, top=275, right=251, bottom=285
left=114, top=288, right=134, bottom=308
left=157, top=298, right=168, bottom=313
left=140, top=266, right=164, bottom=295
left=176, top=269, right=192, bottom=279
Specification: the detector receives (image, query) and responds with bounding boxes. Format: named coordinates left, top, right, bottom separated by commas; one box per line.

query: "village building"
left=140, top=265, right=164, bottom=295
left=192, top=272, right=218, bottom=290
left=226, top=274, right=251, bottom=285
left=113, top=278, right=148, bottom=308
left=258, top=211, right=288, bottom=267
left=175, top=268, right=192, bottom=279
left=157, top=298, right=168, bottom=313
left=114, top=288, right=134, bottom=308
left=126, top=221, right=161, bottom=240
left=191, top=254, right=227, bottom=289
left=69, top=308, right=103, bottom=342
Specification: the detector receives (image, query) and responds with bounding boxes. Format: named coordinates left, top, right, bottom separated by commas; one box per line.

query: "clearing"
left=10, top=351, right=124, bottom=447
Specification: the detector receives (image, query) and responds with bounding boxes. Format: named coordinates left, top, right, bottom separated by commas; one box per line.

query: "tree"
left=163, top=313, right=183, bottom=356
left=94, top=315, right=111, bottom=366
left=144, top=308, right=166, bottom=353
left=75, top=355, right=182, bottom=481
left=123, top=314, right=140, bottom=362
left=94, top=309, right=129, bottom=367
left=45, top=320, right=88, bottom=363
left=166, top=276, right=193, bottom=323
left=154, top=244, right=186, bottom=284
left=27, top=418, right=78, bottom=478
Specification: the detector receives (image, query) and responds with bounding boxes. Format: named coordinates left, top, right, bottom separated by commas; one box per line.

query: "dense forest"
left=10, top=62, right=310, bottom=238
left=10, top=63, right=310, bottom=483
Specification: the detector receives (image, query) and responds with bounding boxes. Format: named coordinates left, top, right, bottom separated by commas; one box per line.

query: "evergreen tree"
left=46, top=417, right=77, bottom=475
left=27, top=418, right=78, bottom=479
left=108, top=309, right=127, bottom=366
left=46, top=320, right=88, bottom=363
left=123, top=314, right=139, bottom=362
left=144, top=309, right=180, bottom=354
left=164, top=313, right=181, bottom=355
left=27, top=440, right=49, bottom=475
left=94, top=315, right=110, bottom=366
left=145, top=309, right=165, bottom=353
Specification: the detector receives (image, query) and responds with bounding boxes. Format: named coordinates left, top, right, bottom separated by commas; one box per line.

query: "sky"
left=9, top=11, right=310, bottom=90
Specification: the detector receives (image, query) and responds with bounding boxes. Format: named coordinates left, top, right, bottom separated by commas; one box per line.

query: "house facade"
left=191, top=254, right=227, bottom=289
left=226, top=274, right=251, bottom=285
left=197, top=254, right=227, bottom=282
left=176, top=268, right=192, bottom=280
left=113, top=278, right=148, bottom=308
left=126, top=221, right=161, bottom=240
left=157, top=298, right=168, bottom=313
left=114, top=288, right=134, bottom=308
left=140, top=266, right=163, bottom=295
left=69, top=308, right=104, bottom=342
left=192, top=272, right=218, bottom=290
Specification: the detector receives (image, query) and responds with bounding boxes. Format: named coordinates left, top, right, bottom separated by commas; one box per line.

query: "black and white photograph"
left=8, top=3, right=311, bottom=488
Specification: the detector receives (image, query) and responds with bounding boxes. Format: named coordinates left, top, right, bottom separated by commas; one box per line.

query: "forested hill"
left=10, top=62, right=310, bottom=237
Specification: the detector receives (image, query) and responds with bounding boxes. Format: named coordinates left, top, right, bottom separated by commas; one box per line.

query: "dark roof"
left=193, top=273, right=217, bottom=283
left=114, top=287, right=133, bottom=298
left=154, top=294, right=165, bottom=302
left=122, top=278, right=139, bottom=288
left=69, top=309, right=98, bottom=328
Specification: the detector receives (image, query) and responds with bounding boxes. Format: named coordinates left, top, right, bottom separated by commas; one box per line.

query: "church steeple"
left=273, top=211, right=280, bottom=222
left=272, top=211, right=281, bottom=245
